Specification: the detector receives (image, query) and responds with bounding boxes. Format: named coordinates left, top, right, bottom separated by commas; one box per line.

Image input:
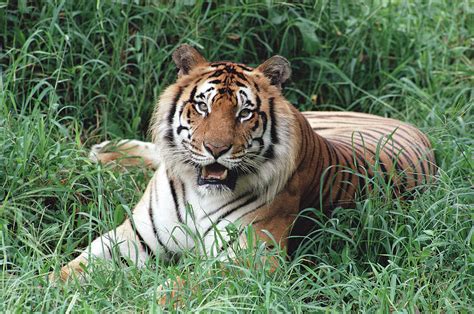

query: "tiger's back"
left=298, top=111, right=436, bottom=211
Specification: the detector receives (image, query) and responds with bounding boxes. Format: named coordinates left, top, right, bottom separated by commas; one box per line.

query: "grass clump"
left=1, top=1, right=472, bottom=312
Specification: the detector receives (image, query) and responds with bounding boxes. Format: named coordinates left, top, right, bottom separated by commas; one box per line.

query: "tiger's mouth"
left=198, top=163, right=238, bottom=190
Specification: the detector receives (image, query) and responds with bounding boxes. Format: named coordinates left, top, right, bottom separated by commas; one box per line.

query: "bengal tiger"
left=50, top=44, right=436, bottom=285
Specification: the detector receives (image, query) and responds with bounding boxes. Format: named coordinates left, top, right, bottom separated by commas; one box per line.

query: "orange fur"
left=53, top=46, right=437, bottom=300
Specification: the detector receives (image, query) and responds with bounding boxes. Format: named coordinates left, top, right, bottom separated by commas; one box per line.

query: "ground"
left=0, top=1, right=472, bottom=312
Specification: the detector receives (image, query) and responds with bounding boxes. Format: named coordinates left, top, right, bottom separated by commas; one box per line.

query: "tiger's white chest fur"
left=131, top=161, right=264, bottom=259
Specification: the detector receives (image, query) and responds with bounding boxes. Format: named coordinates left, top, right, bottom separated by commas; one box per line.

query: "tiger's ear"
left=256, top=55, right=291, bottom=88
left=172, top=44, right=207, bottom=77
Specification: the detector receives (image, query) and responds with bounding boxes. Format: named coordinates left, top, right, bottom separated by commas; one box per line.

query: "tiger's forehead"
left=189, top=62, right=257, bottom=105
left=209, top=62, right=254, bottom=72
left=200, top=62, right=254, bottom=88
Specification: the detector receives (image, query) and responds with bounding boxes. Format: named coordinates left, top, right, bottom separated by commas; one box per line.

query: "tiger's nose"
left=204, top=142, right=232, bottom=158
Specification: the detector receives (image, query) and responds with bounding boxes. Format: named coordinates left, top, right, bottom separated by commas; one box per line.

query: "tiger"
left=50, top=44, right=437, bottom=284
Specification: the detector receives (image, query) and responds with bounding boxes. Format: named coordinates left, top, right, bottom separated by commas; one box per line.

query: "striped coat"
left=51, top=45, right=436, bottom=283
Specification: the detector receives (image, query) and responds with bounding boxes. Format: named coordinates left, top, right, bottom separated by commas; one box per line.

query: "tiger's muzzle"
left=197, top=163, right=238, bottom=190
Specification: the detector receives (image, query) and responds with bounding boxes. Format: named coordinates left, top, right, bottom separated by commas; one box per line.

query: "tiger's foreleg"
left=49, top=219, right=148, bottom=282
left=49, top=180, right=158, bottom=283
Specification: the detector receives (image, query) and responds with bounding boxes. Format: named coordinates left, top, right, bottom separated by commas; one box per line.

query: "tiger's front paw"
left=49, top=257, right=87, bottom=284
left=48, top=267, right=78, bottom=283
left=156, top=276, right=187, bottom=308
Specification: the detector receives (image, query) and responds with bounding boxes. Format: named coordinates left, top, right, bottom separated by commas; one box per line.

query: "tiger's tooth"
left=221, top=169, right=228, bottom=180
left=202, top=167, right=208, bottom=178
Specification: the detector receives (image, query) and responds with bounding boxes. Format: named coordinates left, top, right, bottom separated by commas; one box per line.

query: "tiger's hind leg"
left=89, top=139, right=160, bottom=169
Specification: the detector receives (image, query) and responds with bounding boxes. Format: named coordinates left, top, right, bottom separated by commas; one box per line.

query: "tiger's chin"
left=197, top=163, right=238, bottom=193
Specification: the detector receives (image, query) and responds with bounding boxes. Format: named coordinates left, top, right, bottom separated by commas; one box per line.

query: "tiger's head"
left=152, top=45, right=298, bottom=198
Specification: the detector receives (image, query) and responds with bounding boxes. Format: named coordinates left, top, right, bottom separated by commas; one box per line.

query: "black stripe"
left=218, top=87, right=231, bottom=94
left=268, top=98, right=279, bottom=144
left=204, top=195, right=258, bottom=237
left=342, top=134, right=389, bottom=177
left=177, top=125, right=189, bottom=135
left=209, top=70, right=224, bottom=78
left=377, top=125, right=426, bottom=161
left=210, top=62, right=226, bottom=67
left=252, top=137, right=264, bottom=148
left=300, top=125, right=318, bottom=206
left=355, top=149, right=376, bottom=193
left=336, top=139, right=373, bottom=196
left=236, top=202, right=266, bottom=222
left=135, top=227, right=155, bottom=258
left=235, top=64, right=253, bottom=71
left=261, top=99, right=278, bottom=159
left=149, top=180, right=171, bottom=255
left=165, top=87, right=184, bottom=144
left=368, top=130, right=420, bottom=185
left=332, top=146, right=351, bottom=205
left=360, top=132, right=409, bottom=188
left=104, top=235, right=128, bottom=263
left=189, top=85, right=198, bottom=100
left=354, top=151, right=371, bottom=196
left=253, top=81, right=260, bottom=92
left=177, top=100, right=190, bottom=135
left=105, top=243, right=113, bottom=259
left=333, top=140, right=360, bottom=200
left=235, top=71, right=248, bottom=82
left=407, top=143, right=431, bottom=183
left=307, top=113, right=385, bottom=120
left=218, top=227, right=246, bottom=253
left=251, top=117, right=260, bottom=131
left=181, top=182, right=187, bottom=220
left=258, top=111, right=268, bottom=134
left=320, top=141, right=339, bottom=203
left=263, top=144, right=275, bottom=159
left=298, top=126, right=309, bottom=170
left=255, top=95, right=262, bottom=110
left=204, top=193, right=250, bottom=217
left=119, top=256, right=132, bottom=267
left=305, top=119, right=376, bottom=128
left=311, top=136, right=328, bottom=208
left=169, top=179, right=183, bottom=224
left=216, top=215, right=266, bottom=253
left=167, top=87, right=184, bottom=125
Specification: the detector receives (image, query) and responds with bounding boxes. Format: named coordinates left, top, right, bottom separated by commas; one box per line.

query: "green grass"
left=1, top=0, right=473, bottom=312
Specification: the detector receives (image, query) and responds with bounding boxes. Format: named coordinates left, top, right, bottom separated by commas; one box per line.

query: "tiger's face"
left=173, top=67, right=269, bottom=193
left=153, top=45, right=297, bottom=196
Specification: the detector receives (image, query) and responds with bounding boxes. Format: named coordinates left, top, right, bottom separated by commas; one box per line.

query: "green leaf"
left=295, top=18, right=320, bottom=54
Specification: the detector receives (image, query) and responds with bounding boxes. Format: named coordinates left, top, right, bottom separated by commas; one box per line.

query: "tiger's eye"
left=239, top=109, right=252, bottom=120
left=197, top=102, right=208, bottom=113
